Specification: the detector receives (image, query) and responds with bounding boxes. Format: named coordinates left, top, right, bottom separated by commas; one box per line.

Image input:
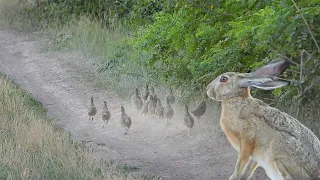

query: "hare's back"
left=262, top=107, right=320, bottom=176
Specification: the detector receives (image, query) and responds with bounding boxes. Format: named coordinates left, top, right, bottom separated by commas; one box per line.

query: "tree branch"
left=291, top=0, right=320, bottom=53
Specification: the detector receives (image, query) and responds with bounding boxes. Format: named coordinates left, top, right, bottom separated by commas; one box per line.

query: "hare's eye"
left=220, top=76, right=228, bottom=82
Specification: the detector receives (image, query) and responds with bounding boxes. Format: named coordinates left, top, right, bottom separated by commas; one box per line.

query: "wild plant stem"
left=291, top=0, right=320, bottom=53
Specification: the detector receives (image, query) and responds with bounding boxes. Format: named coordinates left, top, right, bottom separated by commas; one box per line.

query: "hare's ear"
left=239, top=76, right=290, bottom=90
left=252, top=58, right=290, bottom=77
left=251, top=79, right=290, bottom=90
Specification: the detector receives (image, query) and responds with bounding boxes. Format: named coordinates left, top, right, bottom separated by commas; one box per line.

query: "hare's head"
left=206, top=72, right=290, bottom=101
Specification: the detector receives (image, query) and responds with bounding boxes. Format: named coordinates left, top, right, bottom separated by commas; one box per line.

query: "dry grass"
left=0, top=74, right=158, bottom=179
left=51, top=16, right=147, bottom=100
left=0, top=0, right=32, bottom=31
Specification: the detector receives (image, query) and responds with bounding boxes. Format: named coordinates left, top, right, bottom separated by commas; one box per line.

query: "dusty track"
left=0, top=30, right=267, bottom=180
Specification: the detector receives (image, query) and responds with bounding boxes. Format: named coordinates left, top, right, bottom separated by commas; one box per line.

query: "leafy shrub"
left=134, top=0, right=319, bottom=88
left=133, top=0, right=320, bottom=136
left=4, top=0, right=319, bottom=136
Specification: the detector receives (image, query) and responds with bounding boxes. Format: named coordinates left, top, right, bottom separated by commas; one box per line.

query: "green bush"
left=2, top=0, right=319, bottom=136
left=134, top=0, right=319, bottom=89
left=25, top=0, right=175, bottom=29
left=132, top=0, right=320, bottom=135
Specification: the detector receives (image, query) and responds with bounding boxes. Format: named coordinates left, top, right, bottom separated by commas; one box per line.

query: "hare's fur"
left=207, top=72, right=320, bottom=180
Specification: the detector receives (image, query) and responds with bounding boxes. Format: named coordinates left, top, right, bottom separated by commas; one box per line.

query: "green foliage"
left=27, top=0, right=319, bottom=109
left=24, top=0, right=176, bottom=29
left=131, top=0, right=320, bottom=135
left=52, top=16, right=147, bottom=99
left=134, top=0, right=319, bottom=90
left=2, top=0, right=319, bottom=135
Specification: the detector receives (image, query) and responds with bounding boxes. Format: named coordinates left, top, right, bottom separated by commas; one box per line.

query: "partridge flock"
left=87, top=84, right=207, bottom=135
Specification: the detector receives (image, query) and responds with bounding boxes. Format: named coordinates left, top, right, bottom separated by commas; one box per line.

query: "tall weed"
left=57, top=16, right=147, bottom=99
left=0, top=0, right=33, bottom=30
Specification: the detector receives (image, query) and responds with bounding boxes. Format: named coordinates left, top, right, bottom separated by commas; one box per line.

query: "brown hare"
left=120, top=106, right=132, bottom=135
left=206, top=72, right=320, bottom=180
left=132, top=88, right=143, bottom=113
left=102, top=101, right=111, bottom=127
left=88, top=97, right=97, bottom=121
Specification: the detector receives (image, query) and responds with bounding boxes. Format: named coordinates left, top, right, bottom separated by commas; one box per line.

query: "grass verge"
left=66, top=17, right=145, bottom=99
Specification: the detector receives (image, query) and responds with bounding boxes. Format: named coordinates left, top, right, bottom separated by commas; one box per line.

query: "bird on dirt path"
left=184, top=105, right=194, bottom=135
left=88, top=97, right=97, bottom=121
left=191, top=99, right=206, bottom=119
left=155, top=98, right=164, bottom=119
left=120, top=106, right=132, bottom=135
left=167, top=88, right=175, bottom=104
left=102, top=101, right=111, bottom=127
left=164, top=97, right=174, bottom=124
left=191, top=94, right=208, bottom=123
left=132, top=88, right=143, bottom=113
left=150, top=86, right=155, bottom=95
left=148, top=94, right=156, bottom=115
left=141, top=99, right=149, bottom=116
left=141, top=83, right=149, bottom=102
left=153, top=94, right=158, bottom=104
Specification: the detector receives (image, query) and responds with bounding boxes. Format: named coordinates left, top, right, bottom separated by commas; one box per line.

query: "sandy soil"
left=0, top=29, right=268, bottom=180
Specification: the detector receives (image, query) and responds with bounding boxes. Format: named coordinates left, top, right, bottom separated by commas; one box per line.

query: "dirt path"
left=0, top=30, right=267, bottom=180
